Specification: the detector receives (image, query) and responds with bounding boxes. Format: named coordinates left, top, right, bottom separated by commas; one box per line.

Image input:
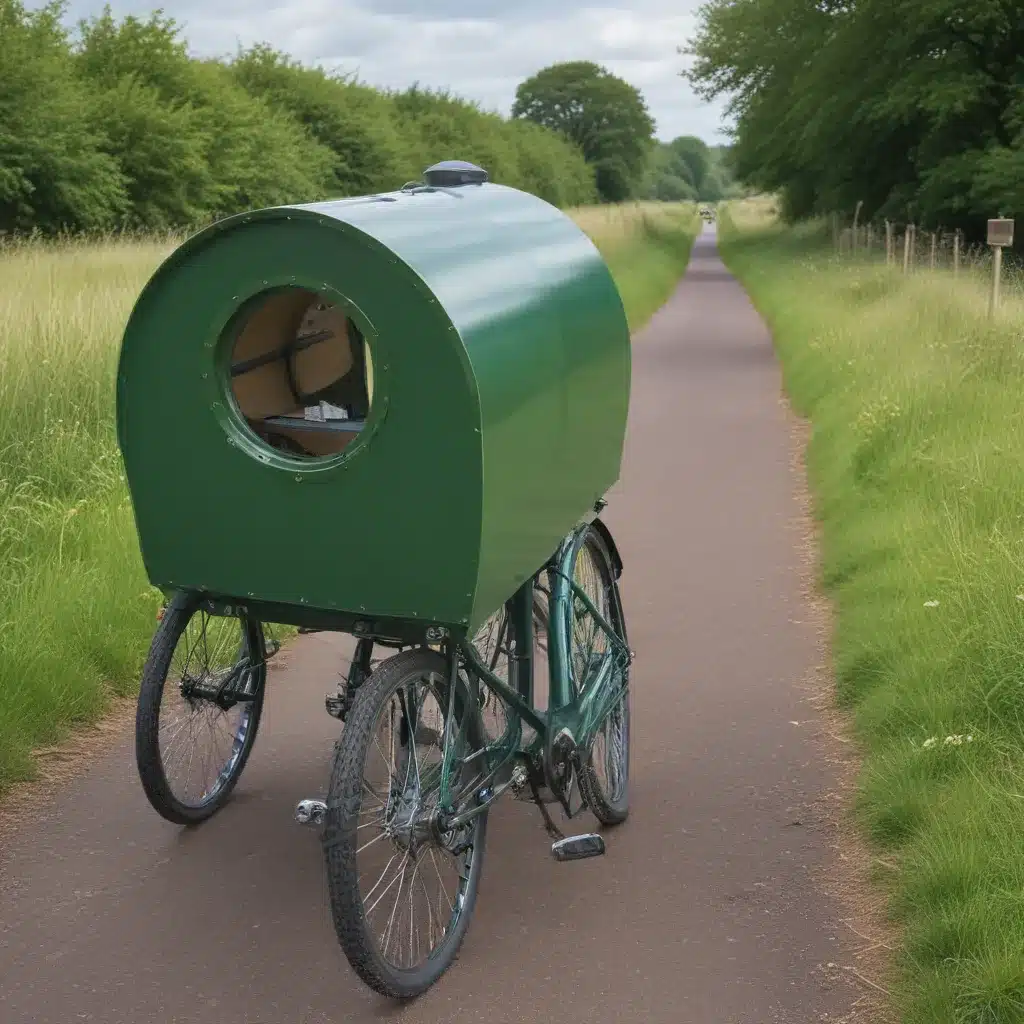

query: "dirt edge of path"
left=784, top=397, right=900, bottom=1024
left=0, top=642, right=303, bottom=841
left=0, top=693, right=136, bottom=842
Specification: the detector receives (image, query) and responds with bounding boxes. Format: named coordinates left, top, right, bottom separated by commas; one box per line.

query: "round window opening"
left=226, top=287, right=374, bottom=461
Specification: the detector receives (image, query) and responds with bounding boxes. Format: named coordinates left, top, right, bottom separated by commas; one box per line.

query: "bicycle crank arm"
left=550, top=833, right=606, bottom=862
left=439, top=773, right=517, bottom=831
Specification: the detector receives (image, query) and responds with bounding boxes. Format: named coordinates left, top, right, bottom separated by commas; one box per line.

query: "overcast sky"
left=50, top=0, right=731, bottom=143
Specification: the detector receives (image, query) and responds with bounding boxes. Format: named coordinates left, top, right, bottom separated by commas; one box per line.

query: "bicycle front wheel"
left=322, top=648, right=488, bottom=999
left=135, top=592, right=268, bottom=825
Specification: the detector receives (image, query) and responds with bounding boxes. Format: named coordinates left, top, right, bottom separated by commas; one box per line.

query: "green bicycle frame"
left=448, top=512, right=631, bottom=820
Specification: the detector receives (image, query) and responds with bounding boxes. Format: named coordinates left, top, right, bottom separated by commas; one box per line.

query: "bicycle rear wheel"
left=572, top=526, right=631, bottom=825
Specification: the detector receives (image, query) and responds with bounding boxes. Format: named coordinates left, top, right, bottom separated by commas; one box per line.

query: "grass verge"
left=573, top=202, right=700, bottom=328
left=718, top=206, right=1024, bottom=1023
left=0, top=201, right=698, bottom=797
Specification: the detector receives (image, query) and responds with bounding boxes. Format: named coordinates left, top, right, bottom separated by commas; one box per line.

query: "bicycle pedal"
left=294, top=799, right=327, bottom=826
left=550, top=833, right=606, bottom=862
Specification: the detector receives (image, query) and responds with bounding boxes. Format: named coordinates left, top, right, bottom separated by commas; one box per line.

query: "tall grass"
left=0, top=201, right=698, bottom=794
left=718, top=205, right=1024, bottom=1023
left=573, top=202, right=700, bottom=329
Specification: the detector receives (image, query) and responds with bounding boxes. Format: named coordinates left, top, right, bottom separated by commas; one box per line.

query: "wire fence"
left=830, top=214, right=1024, bottom=315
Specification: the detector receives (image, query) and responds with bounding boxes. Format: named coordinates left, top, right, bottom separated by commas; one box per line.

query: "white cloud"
left=53, top=0, right=731, bottom=143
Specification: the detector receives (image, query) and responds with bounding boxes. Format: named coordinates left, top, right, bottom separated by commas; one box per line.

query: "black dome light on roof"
left=422, top=160, right=489, bottom=188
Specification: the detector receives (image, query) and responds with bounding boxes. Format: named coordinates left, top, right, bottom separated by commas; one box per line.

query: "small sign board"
left=987, top=218, right=1014, bottom=247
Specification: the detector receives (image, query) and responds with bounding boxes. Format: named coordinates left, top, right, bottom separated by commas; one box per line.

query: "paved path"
left=0, top=229, right=855, bottom=1023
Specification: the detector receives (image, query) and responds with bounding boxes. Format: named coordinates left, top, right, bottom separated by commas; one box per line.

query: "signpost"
left=988, top=218, right=1014, bottom=247
left=987, top=218, right=1014, bottom=317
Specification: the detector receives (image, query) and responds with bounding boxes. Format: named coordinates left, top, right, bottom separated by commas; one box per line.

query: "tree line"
left=686, top=0, right=1024, bottom=241
left=1, top=1, right=736, bottom=237
left=641, top=137, right=740, bottom=203
left=1, top=0, right=601, bottom=234
left=510, top=60, right=738, bottom=204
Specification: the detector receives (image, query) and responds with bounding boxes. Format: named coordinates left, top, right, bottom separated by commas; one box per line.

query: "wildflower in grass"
left=924, top=600, right=939, bottom=607
left=921, top=734, right=973, bottom=750
left=943, top=735, right=972, bottom=746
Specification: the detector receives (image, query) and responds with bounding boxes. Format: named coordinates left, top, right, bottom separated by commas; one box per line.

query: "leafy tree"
left=684, top=0, right=1024, bottom=238
left=506, top=117, right=597, bottom=207
left=640, top=136, right=741, bottom=202
left=74, top=9, right=213, bottom=228
left=391, top=86, right=522, bottom=186
left=83, top=76, right=211, bottom=229
left=0, top=0, right=125, bottom=233
left=74, top=11, right=336, bottom=225
left=512, top=61, right=655, bottom=201
left=0, top=3, right=599, bottom=235
left=74, top=5, right=194, bottom=98
left=668, top=136, right=711, bottom=195
left=389, top=85, right=596, bottom=205
left=185, top=60, right=337, bottom=217
left=231, top=46, right=412, bottom=195
left=640, top=143, right=695, bottom=201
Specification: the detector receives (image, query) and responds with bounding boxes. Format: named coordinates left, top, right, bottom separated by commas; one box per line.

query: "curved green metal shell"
left=116, top=182, right=630, bottom=632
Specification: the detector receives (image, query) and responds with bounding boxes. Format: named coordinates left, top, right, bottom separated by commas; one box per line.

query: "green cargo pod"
left=116, top=162, right=631, bottom=635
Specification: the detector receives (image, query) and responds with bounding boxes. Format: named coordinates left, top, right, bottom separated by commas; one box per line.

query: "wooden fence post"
left=885, top=220, right=894, bottom=265
left=953, top=230, right=961, bottom=277
left=903, top=225, right=913, bottom=274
